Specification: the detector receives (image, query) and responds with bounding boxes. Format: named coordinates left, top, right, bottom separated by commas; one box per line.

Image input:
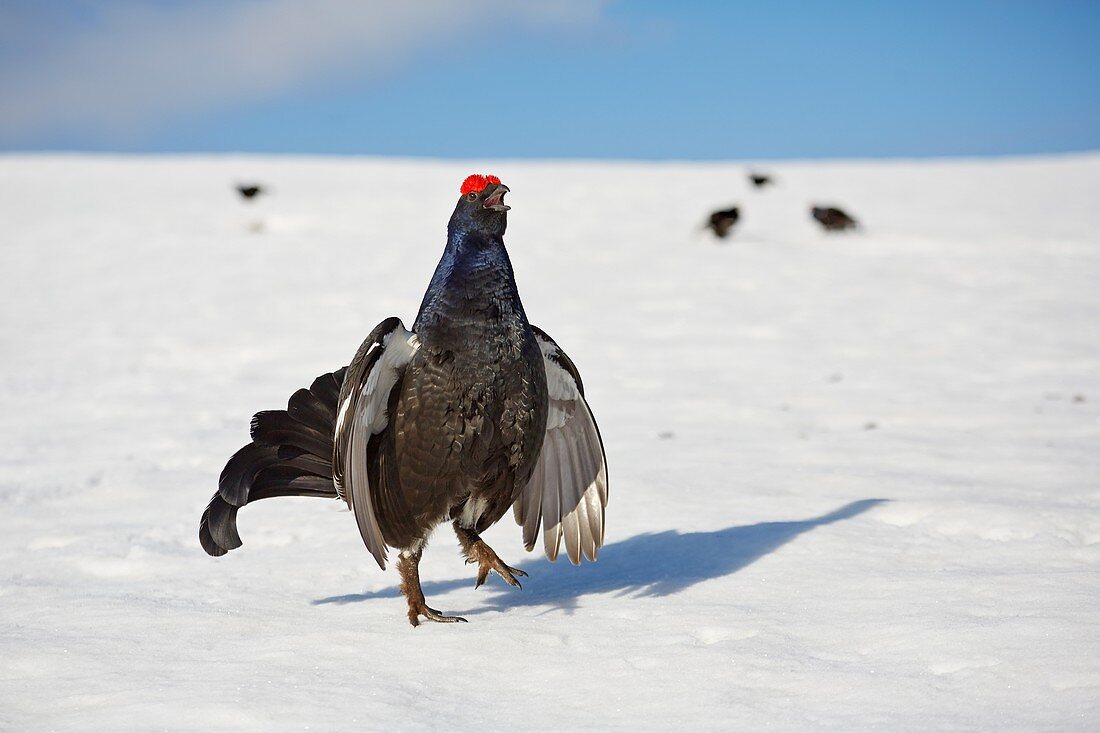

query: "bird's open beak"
left=483, top=184, right=510, bottom=211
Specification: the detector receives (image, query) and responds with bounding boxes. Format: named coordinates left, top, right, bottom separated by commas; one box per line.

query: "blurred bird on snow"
left=812, top=205, right=859, bottom=231
left=705, top=206, right=740, bottom=239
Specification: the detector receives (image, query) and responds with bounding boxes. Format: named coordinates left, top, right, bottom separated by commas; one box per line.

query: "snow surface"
left=1, top=153, right=1098, bottom=731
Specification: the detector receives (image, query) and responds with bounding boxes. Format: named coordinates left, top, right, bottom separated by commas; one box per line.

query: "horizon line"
left=3, top=148, right=1099, bottom=166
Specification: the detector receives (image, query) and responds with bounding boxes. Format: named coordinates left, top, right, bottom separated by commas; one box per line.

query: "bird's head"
left=448, top=174, right=510, bottom=239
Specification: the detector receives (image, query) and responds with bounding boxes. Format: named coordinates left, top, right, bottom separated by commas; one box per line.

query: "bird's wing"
left=515, top=326, right=608, bottom=564
left=333, top=317, right=420, bottom=570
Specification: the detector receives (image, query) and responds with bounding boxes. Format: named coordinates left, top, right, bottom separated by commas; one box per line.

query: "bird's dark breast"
left=391, top=300, right=548, bottom=536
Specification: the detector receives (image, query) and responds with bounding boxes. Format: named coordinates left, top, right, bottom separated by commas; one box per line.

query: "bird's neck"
left=412, top=228, right=529, bottom=339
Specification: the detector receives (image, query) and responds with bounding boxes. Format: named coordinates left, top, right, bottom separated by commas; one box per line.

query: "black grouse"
left=235, top=184, right=264, bottom=200
left=748, top=173, right=772, bottom=188
left=200, top=174, right=608, bottom=626
left=705, top=206, right=740, bottom=239
left=812, top=206, right=858, bottom=231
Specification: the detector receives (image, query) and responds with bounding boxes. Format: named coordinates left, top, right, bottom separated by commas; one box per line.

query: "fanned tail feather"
left=199, top=367, right=346, bottom=557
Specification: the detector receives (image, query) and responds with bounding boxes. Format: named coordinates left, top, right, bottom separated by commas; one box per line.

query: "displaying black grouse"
left=812, top=206, right=858, bottom=231
left=200, top=174, right=608, bottom=626
left=705, top=206, right=740, bottom=239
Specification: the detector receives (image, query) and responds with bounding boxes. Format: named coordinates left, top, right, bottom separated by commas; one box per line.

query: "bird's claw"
left=408, top=603, right=467, bottom=627
left=473, top=556, right=528, bottom=590
left=454, top=525, right=528, bottom=591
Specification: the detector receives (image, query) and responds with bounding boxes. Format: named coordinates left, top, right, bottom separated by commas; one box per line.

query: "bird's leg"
left=397, top=546, right=467, bottom=627
left=453, top=521, right=528, bottom=589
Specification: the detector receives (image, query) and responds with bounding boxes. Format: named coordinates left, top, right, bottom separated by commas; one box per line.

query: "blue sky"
left=2, top=0, right=1098, bottom=159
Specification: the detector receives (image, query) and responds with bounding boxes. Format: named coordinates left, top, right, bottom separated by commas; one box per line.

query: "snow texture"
left=1, top=154, right=1098, bottom=731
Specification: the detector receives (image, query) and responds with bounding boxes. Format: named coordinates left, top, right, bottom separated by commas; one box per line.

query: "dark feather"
left=199, top=499, right=228, bottom=556
left=218, top=442, right=279, bottom=506
left=368, top=408, right=419, bottom=548
left=250, top=410, right=332, bottom=457
left=310, top=368, right=345, bottom=412
left=288, top=388, right=333, bottom=429
left=276, top=446, right=334, bottom=477
left=200, top=495, right=242, bottom=554
left=250, top=465, right=338, bottom=500
left=200, top=366, right=348, bottom=557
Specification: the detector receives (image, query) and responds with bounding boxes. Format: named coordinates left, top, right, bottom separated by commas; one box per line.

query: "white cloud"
left=0, top=0, right=610, bottom=141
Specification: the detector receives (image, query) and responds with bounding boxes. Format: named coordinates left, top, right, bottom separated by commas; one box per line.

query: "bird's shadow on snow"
left=312, top=498, right=886, bottom=616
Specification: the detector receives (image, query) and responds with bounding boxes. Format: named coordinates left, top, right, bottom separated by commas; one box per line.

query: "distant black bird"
left=235, top=184, right=264, bottom=200
left=748, top=173, right=772, bottom=188
left=812, top=206, right=858, bottom=231
left=705, top=206, right=740, bottom=239
left=200, top=174, right=608, bottom=626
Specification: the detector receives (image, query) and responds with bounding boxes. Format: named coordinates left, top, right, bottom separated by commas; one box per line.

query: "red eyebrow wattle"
left=460, top=174, right=501, bottom=195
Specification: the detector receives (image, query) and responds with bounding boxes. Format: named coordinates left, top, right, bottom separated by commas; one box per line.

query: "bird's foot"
left=407, top=601, right=467, bottom=627
left=464, top=541, right=528, bottom=589
left=398, top=547, right=466, bottom=627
